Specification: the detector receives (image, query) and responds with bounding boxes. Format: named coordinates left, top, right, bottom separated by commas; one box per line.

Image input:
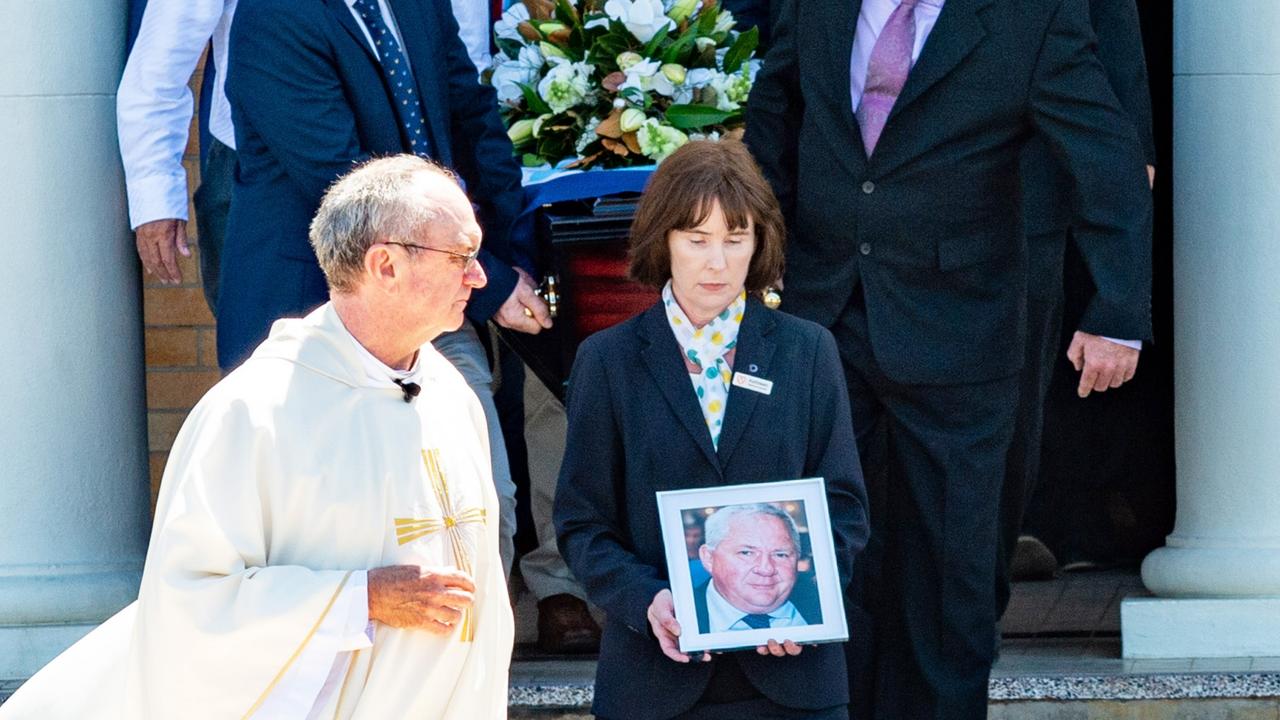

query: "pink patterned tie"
left=856, top=0, right=919, bottom=156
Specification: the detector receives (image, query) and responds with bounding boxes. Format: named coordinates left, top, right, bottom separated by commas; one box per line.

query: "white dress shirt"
left=848, top=0, right=1141, bottom=350
left=704, top=580, right=808, bottom=633
left=117, top=0, right=238, bottom=230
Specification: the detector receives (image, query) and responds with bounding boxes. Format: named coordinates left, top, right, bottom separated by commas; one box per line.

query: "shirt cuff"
left=340, top=570, right=374, bottom=650
left=125, top=172, right=191, bottom=229
left=1100, top=336, right=1142, bottom=351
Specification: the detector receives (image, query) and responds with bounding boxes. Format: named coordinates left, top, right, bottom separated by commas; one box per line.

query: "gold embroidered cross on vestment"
left=394, top=448, right=487, bottom=641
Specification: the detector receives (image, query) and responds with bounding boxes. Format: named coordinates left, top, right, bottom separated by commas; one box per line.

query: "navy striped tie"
left=351, top=0, right=434, bottom=157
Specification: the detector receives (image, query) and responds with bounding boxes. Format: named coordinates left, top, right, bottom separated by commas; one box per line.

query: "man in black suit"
left=744, top=0, right=1152, bottom=717
left=995, top=0, right=1156, bottom=610
left=225, top=0, right=552, bottom=578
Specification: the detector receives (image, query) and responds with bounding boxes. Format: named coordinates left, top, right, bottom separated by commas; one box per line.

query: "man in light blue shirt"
left=694, top=504, right=820, bottom=633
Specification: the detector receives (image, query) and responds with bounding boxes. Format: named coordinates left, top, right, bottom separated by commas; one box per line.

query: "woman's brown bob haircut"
left=627, top=139, right=785, bottom=294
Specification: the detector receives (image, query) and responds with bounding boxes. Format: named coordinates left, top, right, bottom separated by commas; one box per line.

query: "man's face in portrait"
left=699, top=513, right=799, bottom=615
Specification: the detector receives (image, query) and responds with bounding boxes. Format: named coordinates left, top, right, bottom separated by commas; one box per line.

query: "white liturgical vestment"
left=1, top=304, right=513, bottom=719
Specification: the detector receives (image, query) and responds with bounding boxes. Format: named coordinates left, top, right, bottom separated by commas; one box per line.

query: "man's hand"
left=1147, top=164, right=1156, bottom=189
left=135, top=218, right=190, bottom=284
left=494, top=267, right=553, bottom=334
left=368, top=565, right=475, bottom=634
left=647, top=589, right=709, bottom=663
left=1067, top=331, right=1140, bottom=398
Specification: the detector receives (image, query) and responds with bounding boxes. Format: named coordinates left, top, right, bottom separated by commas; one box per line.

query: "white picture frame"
left=656, top=477, right=849, bottom=654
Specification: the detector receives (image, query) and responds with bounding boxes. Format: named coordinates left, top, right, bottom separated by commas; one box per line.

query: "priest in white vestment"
left=1, top=156, right=515, bottom=719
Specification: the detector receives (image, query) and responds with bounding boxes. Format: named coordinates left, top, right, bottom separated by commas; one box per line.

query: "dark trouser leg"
left=994, top=228, right=1067, bottom=617
left=193, top=138, right=234, bottom=315
left=833, top=291, right=1017, bottom=720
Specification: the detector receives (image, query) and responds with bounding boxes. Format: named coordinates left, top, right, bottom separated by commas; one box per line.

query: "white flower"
left=584, top=14, right=611, bottom=30
left=619, top=58, right=676, bottom=97
left=537, top=57, right=595, bottom=113
left=620, top=108, right=647, bottom=133
left=706, top=61, right=758, bottom=111
left=669, top=68, right=712, bottom=104
left=604, top=0, right=675, bottom=43
left=491, top=45, right=545, bottom=103
left=636, top=118, right=688, bottom=161
left=507, top=118, right=535, bottom=144
left=494, top=3, right=531, bottom=43
left=714, top=9, right=736, bottom=34
left=666, top=0, right=700, bottom=24
left=576, top=116, right=603, bottom=153
left=661, top=63, right=686, bottom=85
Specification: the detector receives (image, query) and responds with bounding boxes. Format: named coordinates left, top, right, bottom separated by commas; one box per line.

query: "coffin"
left=497, top=195, right=658, bottom=400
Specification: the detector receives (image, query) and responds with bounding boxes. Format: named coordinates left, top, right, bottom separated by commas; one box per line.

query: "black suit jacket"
left=221, top=0, right=524, bottom=368
left=554, top=300, right=869, bottom=720
left=744, top=0, right=1153, bottom=385
left=1022, top=0, right=1156, bottom=236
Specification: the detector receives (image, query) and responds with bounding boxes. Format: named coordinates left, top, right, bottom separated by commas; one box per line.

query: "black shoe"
left=536, top=593, right=601, bottom=654
left=1010, top=535, right=1058, bottom=581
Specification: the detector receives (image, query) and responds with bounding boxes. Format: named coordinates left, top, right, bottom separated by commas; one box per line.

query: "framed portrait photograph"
left=656, top=478, right=849, bottom=654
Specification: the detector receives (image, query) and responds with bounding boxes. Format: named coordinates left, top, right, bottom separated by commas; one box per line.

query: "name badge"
left=732, top=372, right=774, bottom=396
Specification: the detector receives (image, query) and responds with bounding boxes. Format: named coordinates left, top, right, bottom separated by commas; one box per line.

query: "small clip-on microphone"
left=392, top=378, right=421, bottom=403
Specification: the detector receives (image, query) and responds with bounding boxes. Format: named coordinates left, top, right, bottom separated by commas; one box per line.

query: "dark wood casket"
left=497, top=195, right=657, bottom=400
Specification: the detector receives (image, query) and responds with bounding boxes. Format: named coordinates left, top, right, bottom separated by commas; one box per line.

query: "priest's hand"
left=495, top=267, right=552, bottom=334
left=368, top=565, right=475, bottom=634
left=647, top=589, right=710, bottom=663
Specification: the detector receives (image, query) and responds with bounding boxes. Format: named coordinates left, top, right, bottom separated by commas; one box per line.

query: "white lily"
left=604, top=0, right=675, bottom=43
left=494, top=3, right=531, bottom=43
left=490, top=45, right=545, bottom=103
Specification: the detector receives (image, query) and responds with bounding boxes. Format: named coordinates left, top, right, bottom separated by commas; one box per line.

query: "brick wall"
left=141, top=56, right=219, bottom=506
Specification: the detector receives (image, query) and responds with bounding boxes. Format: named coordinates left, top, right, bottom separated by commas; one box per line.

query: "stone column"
left=0, top=0, right=150, bottom=678
left=1122, top=1, right=1280, bottom=659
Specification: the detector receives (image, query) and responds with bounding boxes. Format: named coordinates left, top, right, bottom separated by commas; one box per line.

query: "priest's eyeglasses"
left=381, top=241, right=480, bottom=271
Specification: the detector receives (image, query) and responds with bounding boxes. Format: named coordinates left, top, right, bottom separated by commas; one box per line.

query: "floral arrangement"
left=487, top=0, right=761, bottom=169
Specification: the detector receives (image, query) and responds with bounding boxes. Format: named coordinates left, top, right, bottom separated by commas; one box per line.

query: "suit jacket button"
left=859, top=242, right=872, bottom=256
left=861, top=180, right=875, bottom=194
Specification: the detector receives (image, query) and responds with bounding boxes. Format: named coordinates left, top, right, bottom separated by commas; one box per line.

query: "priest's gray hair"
left=702, top=503, right=801, bottom=553
left=309, top=155, right=461, bottom=293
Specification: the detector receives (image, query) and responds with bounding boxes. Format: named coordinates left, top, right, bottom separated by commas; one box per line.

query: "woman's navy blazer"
left=554, top=298, right=870, bottom=720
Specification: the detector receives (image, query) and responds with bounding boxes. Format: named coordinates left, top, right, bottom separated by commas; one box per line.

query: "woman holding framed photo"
left=554, top=140, right=870, bottom=720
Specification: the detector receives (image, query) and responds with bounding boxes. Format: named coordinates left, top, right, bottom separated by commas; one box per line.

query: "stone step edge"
left=6, top=673, right=1279, bottom=709
left=508, top=673, right=1280, bottom=709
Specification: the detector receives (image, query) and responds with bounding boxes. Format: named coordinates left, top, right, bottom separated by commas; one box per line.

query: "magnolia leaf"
left=601, top=137, right=631, bottom=156
left=567, top=151, right=605, bottom=169
left=548, top=28, right=572, bottom=44
left=622, top=130, right=643, bottom=154
left=522, top=0, right=556, bottom=21
left=696, top=4, right=720, bottom=35
left=602, top=71, right=627, bottom=92
left=664, top=103, right=735, bottom=129
left=522, top=152, right=544, bottom=166
left=517, top=21, right=542, bottom=42
left=554, top=0, right=582, bottom=29
left=723, top=26, right=758, bottom=74
left=662, top=24, right=699, bottom=64
left=642, top=26, right=671, bottom=58
left=596, top=109, right=624, bottom=139
left=518, top=82, right=553, bottom=115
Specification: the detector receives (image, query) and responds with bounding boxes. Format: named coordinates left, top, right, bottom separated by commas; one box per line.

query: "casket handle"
left=538, top=274, right=560, bottom=319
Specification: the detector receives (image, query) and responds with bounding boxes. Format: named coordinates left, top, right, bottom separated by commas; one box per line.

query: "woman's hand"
left=647, top=589, right=711, bottom=663
left=756, top=639, right=804, bottom=657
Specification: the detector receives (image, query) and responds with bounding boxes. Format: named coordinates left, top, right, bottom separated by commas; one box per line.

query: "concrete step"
left=509, top=639, right=1280, bottom=719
